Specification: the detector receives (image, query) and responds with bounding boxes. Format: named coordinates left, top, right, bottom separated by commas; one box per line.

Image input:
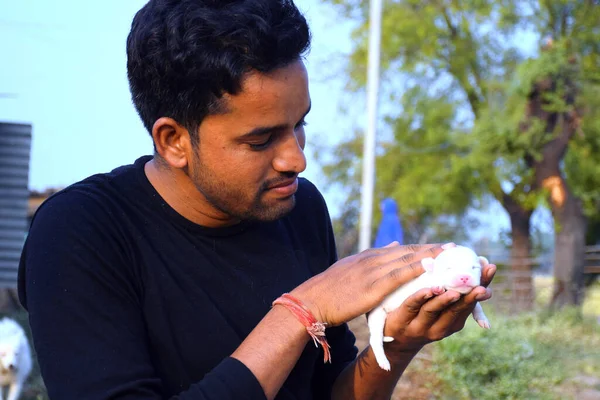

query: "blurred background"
left=1, top=0, right=599, bottom=399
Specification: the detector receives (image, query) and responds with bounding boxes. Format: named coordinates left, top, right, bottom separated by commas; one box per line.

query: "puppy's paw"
left=477, top=318, right=491, bottom=329
left=378, top=359, right=392, bottom=371
left=431, top=286, right=446, bottom=295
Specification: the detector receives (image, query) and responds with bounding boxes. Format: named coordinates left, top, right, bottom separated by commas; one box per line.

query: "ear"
left=421, top=257, right=435, bottom=273
left=478, top=256, right=489, bottom=267
left=151, top=117, right=192, bottom=169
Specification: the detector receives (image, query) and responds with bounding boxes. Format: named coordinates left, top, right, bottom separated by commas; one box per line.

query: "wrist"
left=383, top=342, right=422, bottom=365
left=288, top=286, right=325, bottom=323
left=272, top=293, right=331, bottom=363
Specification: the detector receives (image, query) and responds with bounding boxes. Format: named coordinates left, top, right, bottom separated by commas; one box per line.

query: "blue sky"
left=1, top=0, right=548, bottom=244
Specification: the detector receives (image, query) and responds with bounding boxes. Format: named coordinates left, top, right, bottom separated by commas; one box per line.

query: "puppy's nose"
left=8, top=364, right=15, bottom=371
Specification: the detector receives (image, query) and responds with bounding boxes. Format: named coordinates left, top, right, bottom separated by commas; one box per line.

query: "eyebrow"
left=237, top=103, right=311, bottom=139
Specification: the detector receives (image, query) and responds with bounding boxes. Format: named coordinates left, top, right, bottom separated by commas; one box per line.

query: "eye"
left=248, top=135, right=274, bottom=151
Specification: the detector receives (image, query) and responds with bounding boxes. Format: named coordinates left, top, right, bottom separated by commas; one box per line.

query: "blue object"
left=374, top=198, right=404, bottom=247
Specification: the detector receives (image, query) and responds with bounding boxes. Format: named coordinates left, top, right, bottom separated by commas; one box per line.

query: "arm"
left=331, top=347, right=419, bottom=400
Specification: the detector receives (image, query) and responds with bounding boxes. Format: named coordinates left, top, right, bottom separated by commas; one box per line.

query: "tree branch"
left=437, top=3, right=483, bottom=117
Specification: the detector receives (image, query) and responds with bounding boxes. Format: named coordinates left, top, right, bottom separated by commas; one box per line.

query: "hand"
left=290, top=242, right=455, bottom=327
left=381, top=261, right=496, bottom=357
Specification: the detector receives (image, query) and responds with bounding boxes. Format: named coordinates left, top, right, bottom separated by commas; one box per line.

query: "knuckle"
left=404, top=244, right=422, bottom=253
left=356, top=250, right=376, bottom=264
left=408, top=260, right=425, bottom=275
left=428, top=331, right=446, bottom=342
left=390, top=262, right=420, bottom=282
left=403, top=300, right=421, bottom=314
left=358, top=248, right=375, bottom=258
left=425, top=246, right=444, bottom=257
left=397, top=253, right=416, bottom=265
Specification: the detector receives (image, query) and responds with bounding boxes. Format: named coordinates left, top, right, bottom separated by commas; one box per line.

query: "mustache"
left=261, top=173, right=298, bottom=191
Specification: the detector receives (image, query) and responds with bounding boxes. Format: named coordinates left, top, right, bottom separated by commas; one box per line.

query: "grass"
left=428, top=307, right=600, bottom=399
left=424, top=278, right=600, bottom=400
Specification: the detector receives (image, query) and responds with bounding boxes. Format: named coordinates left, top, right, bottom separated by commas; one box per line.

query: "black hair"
left=126, top=0, right=311, bottom=145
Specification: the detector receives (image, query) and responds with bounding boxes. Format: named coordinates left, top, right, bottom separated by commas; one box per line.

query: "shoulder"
left=30, top=179, right=115, bottom=231
left=29, top=158, right=144, bottom=230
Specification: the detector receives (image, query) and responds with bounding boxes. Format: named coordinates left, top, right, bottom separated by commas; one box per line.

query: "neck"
left=144, top=157, right=241, bottom=228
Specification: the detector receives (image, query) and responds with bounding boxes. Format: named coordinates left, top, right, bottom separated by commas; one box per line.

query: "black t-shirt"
left=18, top=155, right=358, bottom=400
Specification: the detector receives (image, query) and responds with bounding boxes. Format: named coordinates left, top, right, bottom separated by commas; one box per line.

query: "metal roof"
left=0, top=122, right=32, bottom=288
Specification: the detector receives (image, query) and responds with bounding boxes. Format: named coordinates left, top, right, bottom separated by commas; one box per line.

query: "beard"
left=189, top=154, right=296, bottom=222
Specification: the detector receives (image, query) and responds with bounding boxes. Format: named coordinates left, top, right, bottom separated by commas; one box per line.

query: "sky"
left=0, top=0, right=545, bottom=244
left=0, top=0, right=357, bottom=194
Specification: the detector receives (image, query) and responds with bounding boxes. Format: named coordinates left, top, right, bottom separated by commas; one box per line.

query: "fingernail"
left=450, top=296, right=460, bottom=303
left=487, top=265, right=497, bottom=278
left=476, top=289, right=491, bottom=301
left=442, top=243, right=456, bottom=250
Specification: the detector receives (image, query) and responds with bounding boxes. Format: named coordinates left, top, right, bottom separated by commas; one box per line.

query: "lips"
left=266, top=177, right=298, bottom=197
left=268, top=178, right=297, bottom=189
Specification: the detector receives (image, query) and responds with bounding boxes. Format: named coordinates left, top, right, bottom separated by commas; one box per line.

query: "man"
left=18, top=1, right=495, bottom=399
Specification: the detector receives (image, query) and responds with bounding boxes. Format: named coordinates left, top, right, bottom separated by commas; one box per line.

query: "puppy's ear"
left=478, top=256, right=489, bottom=267
left=421, top=257, right=435, bottom=273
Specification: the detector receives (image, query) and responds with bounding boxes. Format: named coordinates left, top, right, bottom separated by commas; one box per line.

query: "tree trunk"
left=539, top=173, right=587, bottom=308
left=504, top=196, right=534, bottom=311
left=525, top=42, right=586, bottom=310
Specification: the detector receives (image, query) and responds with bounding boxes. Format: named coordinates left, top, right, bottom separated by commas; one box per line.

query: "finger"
left=412, top=290, right=462, bottom=327
left=481, top=263, right=497, bottom=287
left=371, top=259, right=430, bottom=299
left=378, top=245, right=447, bottom=276
left=363, top=242, right=452, bottom=262
left=385, top=288, right=435, bottom=324
left=432, top=287, right=492, bottom=330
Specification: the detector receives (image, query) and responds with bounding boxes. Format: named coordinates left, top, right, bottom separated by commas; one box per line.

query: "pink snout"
left=453, top=274, right=474, bottom=287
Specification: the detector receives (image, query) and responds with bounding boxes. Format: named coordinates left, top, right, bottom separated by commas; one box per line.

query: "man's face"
left=189, top=60, right=310, bottom=222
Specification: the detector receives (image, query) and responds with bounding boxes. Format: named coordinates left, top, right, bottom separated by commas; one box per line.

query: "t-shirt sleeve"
left=18, top=190, right=266, bottom=400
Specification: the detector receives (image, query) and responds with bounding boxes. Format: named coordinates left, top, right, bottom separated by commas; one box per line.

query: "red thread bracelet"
left=272, top=293, right=331, bottom=363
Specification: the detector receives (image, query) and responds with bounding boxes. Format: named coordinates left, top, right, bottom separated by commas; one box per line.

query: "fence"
left=476, top=246, right=600, bottom=315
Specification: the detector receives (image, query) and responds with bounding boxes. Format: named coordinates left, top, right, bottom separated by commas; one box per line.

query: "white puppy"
left=368, top=245, right=491, bottom=371
left=0, top=318, right=32, bottom=400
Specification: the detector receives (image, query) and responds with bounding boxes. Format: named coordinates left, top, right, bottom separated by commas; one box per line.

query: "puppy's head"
left=424, top=246, right=487, bottom=294
left=0, top=341, right=20, bottom=372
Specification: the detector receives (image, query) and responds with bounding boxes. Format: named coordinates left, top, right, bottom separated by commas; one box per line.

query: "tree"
left=321, top=0, right=600, bottom=309
left=314, top=92, right=480, bottom=259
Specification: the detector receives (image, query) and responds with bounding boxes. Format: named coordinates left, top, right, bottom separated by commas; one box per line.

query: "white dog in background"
left=0, top=318, right=32, bottom=400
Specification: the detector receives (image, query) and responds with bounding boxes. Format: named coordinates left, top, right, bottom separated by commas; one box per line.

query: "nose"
left=272, top=131, right=306, bottom=174
left=8, top=364, right=15, bottom=371
left=458, top=275, right=471, bottom=284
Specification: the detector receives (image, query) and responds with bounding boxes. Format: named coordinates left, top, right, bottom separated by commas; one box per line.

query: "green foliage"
left=429, top=307, right=600, bottom=400
left=318, top=0, right=600, bottom=251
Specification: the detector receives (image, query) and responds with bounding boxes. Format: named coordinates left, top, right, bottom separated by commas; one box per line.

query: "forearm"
left=331, top=345, right=420, bottom=400
left=231, top=305, right=310, bottom=400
